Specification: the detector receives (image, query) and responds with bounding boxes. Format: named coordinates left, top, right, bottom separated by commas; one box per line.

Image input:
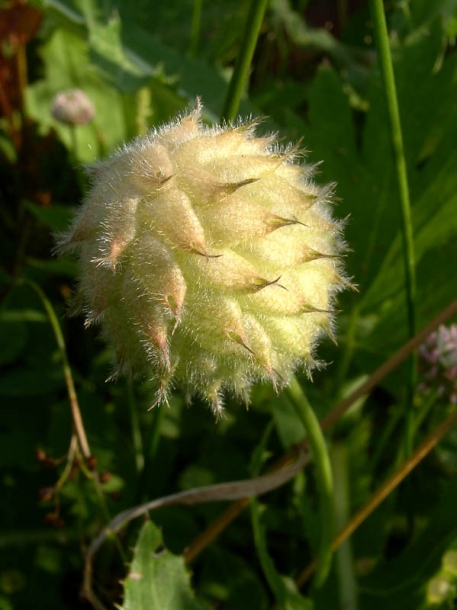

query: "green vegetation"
left=1, top=0, right=457, bottom=608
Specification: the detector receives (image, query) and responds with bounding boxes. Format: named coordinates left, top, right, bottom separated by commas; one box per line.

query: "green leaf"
left=271, top=393, right=306, bottom=449
left=25, top=28, right=131, bottom=163
left=120, top=24, right=255, bottom=120
left=409, top=0, right=457, bottom=30
left=251, top=499, right=313, bottom=610
left=25, top=257, right=78, bottom=277
left=25, top=201, right=75, bottom=232
left=307, top=17, right=457, bottom=365
left=249, top=424, right=312, bottom=609
left=198, top=547, right=269, bottom=610
left=0, top=366, right=65, bottom=396
left=0, top=427, right=39, bottom=469
left=0, top=320, right=27, bottom=365
left=0, top=595, right=13, bottom=610
left=32, top=0, right=259, bottom=120
left=0, top=134, right=17, bottom=164
left=121, top=520, right=209, bottom=610
left=0, top=310, right=47, bottom=323
left=87, top=14, right=151, bottom=93
left=359, top=479, right=457, bottom=610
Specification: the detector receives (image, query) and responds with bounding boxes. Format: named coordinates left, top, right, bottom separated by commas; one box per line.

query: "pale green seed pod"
left=58, top=102, right=348, bottom=413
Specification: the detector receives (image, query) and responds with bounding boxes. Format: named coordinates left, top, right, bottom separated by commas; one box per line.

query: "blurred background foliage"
left=1, top=0, right=457, bottom=608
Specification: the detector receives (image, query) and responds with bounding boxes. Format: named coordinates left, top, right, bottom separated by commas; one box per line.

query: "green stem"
left=22, top=279, right=91, bottom=459
left=331, top=443, right=358, bottom=610
left=127, top=383, right=145, bottom=475
left=189, top=0, right=203, bottom=57
left=146, top=405, right=164, bottom=464
left=287, top=376, right=334, bottom=587
left=135, top=405, right=164, bottom=502
left=221, top=0, right=268, bottom=122
left=369, top=0, right=417, bottom=456
left=135, top=87, right=152, bottom=137
left=368, top=406, right=402, bottom=474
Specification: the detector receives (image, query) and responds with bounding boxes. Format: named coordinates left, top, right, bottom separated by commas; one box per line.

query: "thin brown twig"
left=184, top=498, right=251, bottom=564
left=55, top=434, right=78, bottom=490
left=183, top=300, right=457, bottom=564
left=296, top=408, right=457, bottom=587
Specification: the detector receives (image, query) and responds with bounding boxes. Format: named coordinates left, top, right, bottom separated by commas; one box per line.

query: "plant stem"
left=369, top=0, right=417, bottom=456
left=331, top=443, right=358, bottom=610
left=287, top=376, right=334, bottom=587
left=189, top=0, right=203, bottom=57
left=221, top=0, right=268, bottom=122
left=135, top=405, right=164, bottom=502
left=127, top=383, right=144, bottom=475
left=23, top=279, right=91, bottom=460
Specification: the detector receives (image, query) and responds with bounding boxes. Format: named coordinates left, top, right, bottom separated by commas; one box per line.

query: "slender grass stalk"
left=146, top=405, right=165, bottom=461
left=331, top=443, right=358, bottom=610
left=250, top=423, right=293, bottom=605
left=367, top=406, right=402, bottom=473
left=22, top=279, right=91, bottom=460
left=221, top=0, right=268, bottom=122
left=135, top=405, right=165, bottom=503
left=127, top=383, right=145, bottom=475
left=369, top=0, right=417, bottom=456
left=287, top=376, right=334, bottom=587
left=189, top=0, right=203, bottom=57
left=135, top=86, right=152, bottom=136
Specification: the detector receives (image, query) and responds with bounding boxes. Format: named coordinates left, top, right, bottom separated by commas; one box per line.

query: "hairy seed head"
left=58, top=102, right=348, bottom=414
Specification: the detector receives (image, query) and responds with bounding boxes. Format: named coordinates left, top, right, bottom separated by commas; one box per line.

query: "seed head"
left=58, top=102, right=348, bottom=414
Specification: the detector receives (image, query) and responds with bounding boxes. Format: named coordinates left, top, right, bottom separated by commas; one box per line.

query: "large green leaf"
left=26, top=28, right=130, bottom=163
left=0, top=319, right=27, bottom=366
left=32, top=0, right=258, bottom=120
left=306, top=18, right=457, bottom=362
left=0, top=366, right=65, bottom=396
left=87, top=14, right=150, bottom=93
left=197, top=547, right=269, bottom=610
left=25, top=201, right=75, bottom=232
left=121, top=520, right=209, bottom=610
left=358, top=479, right=457, bottom=610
